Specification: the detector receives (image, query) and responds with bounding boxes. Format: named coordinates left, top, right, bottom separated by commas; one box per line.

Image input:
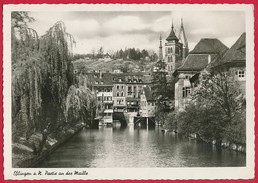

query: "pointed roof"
left=178, top=18, right=188, bottom=47
left=212, top=32, right=246, bottom=68
left=166, top=22, right=179, bottom=42
left=190, top=38, right=228, bottom=54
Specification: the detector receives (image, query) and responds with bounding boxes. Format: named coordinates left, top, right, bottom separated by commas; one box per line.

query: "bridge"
left=134, top=116, right=155, bottom=128
left=113, top=112, right=127, bottom=127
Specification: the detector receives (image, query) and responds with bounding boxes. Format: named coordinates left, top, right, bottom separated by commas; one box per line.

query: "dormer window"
left=95, top=81, right=99, bottom=84
left=118, top=78, right=122, bottom=82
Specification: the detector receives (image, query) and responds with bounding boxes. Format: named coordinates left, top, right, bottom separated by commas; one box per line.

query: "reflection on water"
left=37, top=125, right=246, bottom=168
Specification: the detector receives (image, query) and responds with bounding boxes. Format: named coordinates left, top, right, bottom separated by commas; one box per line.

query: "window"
left=121, top=92, right=124, bottom=96
left=237, top=70, right=245, bottom=78
left=121, top=85, right=124, bottom=89
left=117, top=85, right=119, bottom=90
left=168, top=47, right=172, bottom=54
left=168, top=56, right=172, bottom=63
left=116, top=92, right=119, bottom=97
left=235, top=70, right=245, bottom=81
left=119, top=78, right=122, bottom=82
left=182, top=87, right=191, bottom=98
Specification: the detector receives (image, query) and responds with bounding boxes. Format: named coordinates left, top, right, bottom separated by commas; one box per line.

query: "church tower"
left=178, top=18, right=189, bottom=59
left=165, top=21, right=182, bottom=74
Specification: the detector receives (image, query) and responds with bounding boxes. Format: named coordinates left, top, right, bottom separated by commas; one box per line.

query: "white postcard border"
left=3, top=3, right=255, bottom=180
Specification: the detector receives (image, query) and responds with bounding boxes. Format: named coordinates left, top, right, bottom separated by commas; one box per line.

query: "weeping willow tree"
left=65, top=85, right=96, bottom=127
left=11, top=12, right=45, bottom=139
left=11, top=12, right=82, bottom=141
left=12, top=12, right=98, bottom=144
left=39, top=21, right=75, bottom=131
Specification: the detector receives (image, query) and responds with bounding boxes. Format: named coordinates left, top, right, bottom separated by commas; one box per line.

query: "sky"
left=28, top=11, right=246, bottom=54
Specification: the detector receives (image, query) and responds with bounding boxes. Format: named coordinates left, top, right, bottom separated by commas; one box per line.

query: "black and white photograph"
left=3, top=4, right=254, bottom=180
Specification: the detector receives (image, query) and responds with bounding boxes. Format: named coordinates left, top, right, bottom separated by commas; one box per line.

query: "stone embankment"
left=12, top=123, right=84, bottom=168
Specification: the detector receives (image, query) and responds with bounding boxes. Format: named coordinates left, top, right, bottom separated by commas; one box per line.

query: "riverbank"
left=12, top=123, right=84, bottom=168
left=163, top=129, right=246, bottom=153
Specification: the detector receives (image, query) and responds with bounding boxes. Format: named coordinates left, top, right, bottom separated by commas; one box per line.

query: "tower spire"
left=166, top=18, right=178, bottom=42
left=159, top=34, right=163, bottom=61
left=178, top=17, right=189, bottom=59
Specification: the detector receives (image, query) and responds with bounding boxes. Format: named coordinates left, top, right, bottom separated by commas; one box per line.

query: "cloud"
left=104, top=15, right=148, bottom=32
left=65, top=19, right=100, bottom=40
left=27, top=11, right=246, bottom=54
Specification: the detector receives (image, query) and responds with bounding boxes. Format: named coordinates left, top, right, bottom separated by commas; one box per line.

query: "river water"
left=37, top=125, right=246, bottom=168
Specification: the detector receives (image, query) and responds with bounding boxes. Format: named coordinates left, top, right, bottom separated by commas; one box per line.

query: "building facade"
left=113, top=74, right=127, bottom=112
left=87, top=72, right=113, bottom=125
left=173, top=38, right=228, bottom=111
left=140, top=86, right=156, bottom=117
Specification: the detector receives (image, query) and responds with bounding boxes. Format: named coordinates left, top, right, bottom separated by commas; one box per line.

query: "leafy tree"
left=65, top=85, right=96, bottom=127
left=177, top=70, right=246, bottom=146
left=96, top=46, right=104, bottom=58
left=151, top=60, right=174, bottom=125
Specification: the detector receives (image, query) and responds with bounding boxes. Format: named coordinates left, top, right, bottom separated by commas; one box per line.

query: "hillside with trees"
left=72, top=48, right=158, bottom=73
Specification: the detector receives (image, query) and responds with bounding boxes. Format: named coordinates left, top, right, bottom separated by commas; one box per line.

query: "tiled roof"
left=143, top=86, right=155, bottom=102
left=113, top=73, right=126, bottom=83
left=142, top=74, right=152, bottom=83
left=176, top=54, right=217, bottom=72
left=212, top=32, right=246, bottom=68
left=190, top=38, right=228, bottom=54
left=87, top=72, right=113, bottom=86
